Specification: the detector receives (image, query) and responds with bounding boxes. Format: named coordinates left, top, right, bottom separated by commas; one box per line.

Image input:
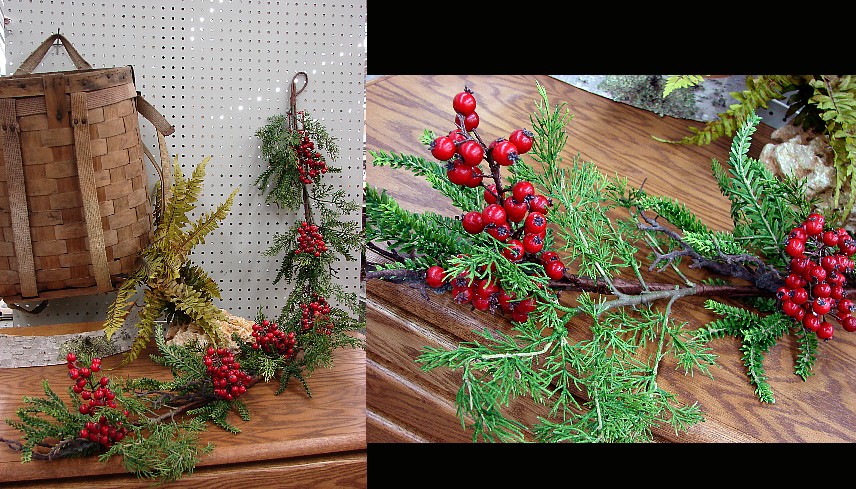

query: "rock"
left=166, top=309, right=255, bottom=350
left=760, top=122, right=856, bottom=232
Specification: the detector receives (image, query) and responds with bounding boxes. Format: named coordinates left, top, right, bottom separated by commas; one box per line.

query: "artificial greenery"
left=254, top=78, right=365, bottom=370
left=660, top=75, right=856, bottom=226
left=366, top=81, right=834, bottom=442
left=103, top=156, right=239, bottom=366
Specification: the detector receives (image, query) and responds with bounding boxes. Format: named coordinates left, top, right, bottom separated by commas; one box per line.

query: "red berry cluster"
left=295, top=221, right=327, bottom=256
left=778, top=213, right=856, bottom=340
left=67, top=353, right=121, bottom=415
left=467, top=181, right=564, bottom=278
left=204, top=347, right=253, bottom=401
left=300, top=293, right=333, bottom=334
left=425, top=264, right=538, bottom=323
left=251, top=319, right=297, bottom=358
left=295, top=129, right=328, bottom=184
left=79, top=416, right=129, bottom=449
left=67, top=353, right=130, bottom=448
left=423, top=87, right=568, bottom=324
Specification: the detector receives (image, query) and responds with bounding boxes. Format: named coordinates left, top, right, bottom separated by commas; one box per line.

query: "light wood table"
left=365, top=74, right=856, bottom=443
left=0, top=334, right=366, bottom=487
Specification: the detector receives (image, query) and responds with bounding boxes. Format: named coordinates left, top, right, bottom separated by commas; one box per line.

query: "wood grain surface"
left=0, top=334, right=366, bottom=487
left=364, top=74, right=856, bottom=443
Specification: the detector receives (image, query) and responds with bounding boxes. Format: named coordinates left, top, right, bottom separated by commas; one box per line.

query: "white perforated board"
left=2, top=0, right=366, bottom=326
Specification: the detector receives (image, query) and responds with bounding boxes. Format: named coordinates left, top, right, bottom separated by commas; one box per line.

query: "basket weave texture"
left=0, top=34, right=172, bottom=301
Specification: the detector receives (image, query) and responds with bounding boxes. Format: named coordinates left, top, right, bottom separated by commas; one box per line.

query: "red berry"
left=463, top=166, right=484, bottom=188
left=804, top=213, right=825, bottom=235
left=490, top=139, right=519, bottom=166
left=803, top=313, right=821, bottom=332
left=431, top=136, right=456, bottom=161
left=502, top=239, right=525, bottom=262
left=540, top=251, right=559, bottom=263
left=486, top=223, right=511, bottom=242
left=813, top=282, right=832, bottom=298
left=528, top=194, right=551, bottom=214
left=789, top=227, right=808, bottom=242
left=508, top=129, right=534, bottom=154
left=448, top=129, right=467, bottom=144
left=782, top=300, right=802, bottom=318
left=457, top=140, right=485, bottom=167
left=474, top=279, right=499, bottom=298
left=785, top=273, right=805, bottom=289
left=482, top=204, right=507, bottom=226
left=544, top=260, right=566, bottom=280
left=484, top=184, right=500, bottom=205
left=524, top=212, right=547, bottom=234
left=784, top=239, right=805, bottom=258
left=822, top=230, right=840, bottom=247
left=813, top=297, right=832, bottom=315
left=522, top=233, right=544, bottom=254
left=503, top=198, right=528, bottom=223
left=471, top=295, right=491, bottom=311
left=460, top=111, right=479, bottom=131
left=512, top=181, right=535, bottom=203
left=425, top=266, right=445, bottom=288
left=446, top=163, right=472, bottom=186
left=515, top=297, right=536, bottom=314
left=462, top=211, right=485, bottom=234
left=66, top=353, right=77, bottom=363
left=453, top=89, right=477, bottom=115
left=511, top=309, right=529, bottom=323
left=790, top=287, right=808, bottom=305
left=817, top=321, right=834, bottom=340
left=843, top=315, right=856, bottom=332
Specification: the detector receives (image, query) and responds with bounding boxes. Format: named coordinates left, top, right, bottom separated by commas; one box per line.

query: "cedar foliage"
left=103, top=156, right=239, bottom=365
left=366, top=81, right=834, bottom=442
left=254, top=92, right=365, bottom=384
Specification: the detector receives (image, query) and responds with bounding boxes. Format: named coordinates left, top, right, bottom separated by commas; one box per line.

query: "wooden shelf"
left=0, top=336, right=366, bottom=487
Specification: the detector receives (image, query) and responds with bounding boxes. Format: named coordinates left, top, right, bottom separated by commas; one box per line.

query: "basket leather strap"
left=0, top=100, right=38, bottom=298
left=70, top=92, right=112, bottom=293
left=14, top=33, right=93, bottom=76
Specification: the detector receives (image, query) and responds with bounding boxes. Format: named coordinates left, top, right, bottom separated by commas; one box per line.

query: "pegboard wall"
left=2, top=0, right=367, bottom=325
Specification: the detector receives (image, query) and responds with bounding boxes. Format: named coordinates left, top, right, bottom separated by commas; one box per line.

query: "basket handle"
left=136, top=94, right=175, bottom=219
left=14, top=33, right=93, bottom=76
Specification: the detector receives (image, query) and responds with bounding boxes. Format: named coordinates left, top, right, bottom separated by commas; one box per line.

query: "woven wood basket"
left=0, top=33, right=174, bottom=304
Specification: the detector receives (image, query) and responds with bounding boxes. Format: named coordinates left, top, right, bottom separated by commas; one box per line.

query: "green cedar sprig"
left=367, top=80, right=831, bottom=442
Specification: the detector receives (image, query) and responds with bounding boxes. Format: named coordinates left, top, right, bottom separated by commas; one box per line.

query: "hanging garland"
left=1, top=72, right=365, bottom=483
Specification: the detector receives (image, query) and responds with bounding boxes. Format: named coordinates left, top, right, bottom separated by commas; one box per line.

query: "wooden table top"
left=0, top=335, right=366, bottom=487
left=364, top=74, right=856, bottom=443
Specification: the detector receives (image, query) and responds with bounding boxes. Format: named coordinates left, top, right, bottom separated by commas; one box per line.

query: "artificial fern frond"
left=714, top=114, right=797, bottom=267
left=179, top=187, right=239, bottom=256
left=656, top=75, right=797, bottom=145
left=662, top=75, right=705, bottom=98
left=121, top=290, right=168, bottom=366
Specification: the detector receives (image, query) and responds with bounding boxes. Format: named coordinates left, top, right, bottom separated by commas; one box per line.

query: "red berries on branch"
left=66, top=352, right=130, bottom=449
left=251, top=319, right=297, bottom=358
left=295, top=125, right=328, bottom=185
left=295, top=221, right=327, bottom=256
left=204, top=347, right=253, bottom=401
left=778, top=213, right=856, bottom=340
left=422, top=86, right=570, bottom=324
left=300, top=293, right=334, bottom=334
